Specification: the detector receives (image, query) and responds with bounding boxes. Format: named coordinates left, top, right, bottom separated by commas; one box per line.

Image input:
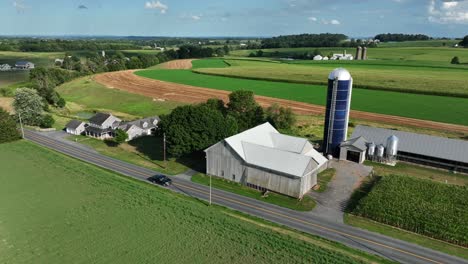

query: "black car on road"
left=148, top=175, right=172, bottom=186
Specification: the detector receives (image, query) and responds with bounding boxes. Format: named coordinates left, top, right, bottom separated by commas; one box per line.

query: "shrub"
left=114, top=129, right=129, bottom=144
left=39, top=114, right=55, bottom=128
left=451, top=56, right=460, bottom=64
left=0, top=108, right=21, bottom=143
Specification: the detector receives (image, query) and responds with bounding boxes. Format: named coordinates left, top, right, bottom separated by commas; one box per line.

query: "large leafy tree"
left=227, top=90, right=264, bottom=131
left=13, top=88, right=44, bottom=126
left=159, top=104, right=238, bottom=157
left=114, top=129, right=129, bottom=144
left=0, top=108, right=20, bottom=143
left=265, top=104, right=296, bottom=130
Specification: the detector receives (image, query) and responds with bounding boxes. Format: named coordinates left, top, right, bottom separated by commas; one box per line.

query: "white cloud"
left=191, top=15, right=201, bottom=21
left=13, top=0, right=28, bottom=13
left=145, top=1, right=168, bottom=14
left=318, top=18, right=340, bottom=25
left=308, top=16, right=317, bottom=21
left=428, top=0, right=468, bottom=24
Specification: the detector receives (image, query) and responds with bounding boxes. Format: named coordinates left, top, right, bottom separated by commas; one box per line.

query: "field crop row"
left=0, top=141, right=391, bottom=264
left=351, top=175, right=468, bottom=246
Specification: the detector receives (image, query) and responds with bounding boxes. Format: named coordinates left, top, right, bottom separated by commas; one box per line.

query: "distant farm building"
left=313, top=55, right=323, bottom=60
left=15, top=61, right=35, bottom=70
left=0, top=64, right=11, bottom=71
left=351, top=125, right=468, bottom=173
left=205, top=123, right=328, bottom=198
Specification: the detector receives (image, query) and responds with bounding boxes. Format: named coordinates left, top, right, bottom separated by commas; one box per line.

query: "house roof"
left=65, top=119, right=85, bottom=130
left=351, top=125, right=468, bottom=164
left=85, top=126, right=113, bottom=134
left=15, top=61, right=33, bottom=66
left=340, top=136, right=368, bottom=152
left=211, top=122, right=327, bottom=177
left=122, top=116, right=160, bottom=129
left=89, top=113, right=114, bottom=126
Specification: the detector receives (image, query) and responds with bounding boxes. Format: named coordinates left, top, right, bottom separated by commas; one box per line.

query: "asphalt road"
left=24, top=130, right=467, bottom=264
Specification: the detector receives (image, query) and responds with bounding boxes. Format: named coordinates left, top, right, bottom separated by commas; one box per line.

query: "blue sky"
left=2, top=0, right=468, bottom=37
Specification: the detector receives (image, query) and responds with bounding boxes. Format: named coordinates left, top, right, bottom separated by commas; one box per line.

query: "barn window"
left=221, top=170, right=224, bottom=176
left=232, top=174, right=236, bottom=181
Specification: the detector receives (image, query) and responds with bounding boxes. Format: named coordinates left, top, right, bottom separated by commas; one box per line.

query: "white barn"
left=205, top=123, right=328, bottom=198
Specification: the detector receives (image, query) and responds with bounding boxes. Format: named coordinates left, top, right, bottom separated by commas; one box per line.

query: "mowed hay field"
left=350, top=175, right=468, bottom=247
left=135, top=66, right=468, bottom=126
left=0, top=141, right=392, bottom=264
left=56, top=76, right=183, bottom=117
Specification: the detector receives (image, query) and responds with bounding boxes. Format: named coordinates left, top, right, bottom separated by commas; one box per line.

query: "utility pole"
left=209, top=174, right=212, bottom=206
left=18, top=112, right=25, bottom=139
left=163, top=133, right=167, bottom=167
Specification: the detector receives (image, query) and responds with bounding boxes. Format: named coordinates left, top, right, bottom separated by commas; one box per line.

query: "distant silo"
left=323, top=68, right=353, bottom=156
left=355, top=46, right=362, bottom=61
left=362, top=47, right=368, bottom=60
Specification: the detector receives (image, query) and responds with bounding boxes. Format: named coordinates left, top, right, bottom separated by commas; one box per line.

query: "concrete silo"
left=323, top=68, right=353, bottom=156
left=355, top=46, right=362, bottom=61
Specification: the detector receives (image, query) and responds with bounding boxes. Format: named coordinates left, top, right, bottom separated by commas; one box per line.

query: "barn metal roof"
left=351, top=125, right=468, bottom=164
left=219, top=123, right=327, bottom=177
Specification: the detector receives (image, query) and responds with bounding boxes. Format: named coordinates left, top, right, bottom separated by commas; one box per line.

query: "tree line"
left=159, top=90, right=295, bottom=157
left=374, top=33, right=430, bottom=42
left=260, top=34, right=348, bottom=48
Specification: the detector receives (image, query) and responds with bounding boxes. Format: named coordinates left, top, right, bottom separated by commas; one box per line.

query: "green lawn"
left=135, top=68, right=468, bottom=126
left=365, top=161, right=468, bottom=186
left=57, top=76, right=183, bottom=118
left=66, top=135, right=202, bottom=175
left=315, top=168, right=336, bottom=193
left=192, top=173, right=316, bottom=211
left=0, top=140, right=394, bottom=264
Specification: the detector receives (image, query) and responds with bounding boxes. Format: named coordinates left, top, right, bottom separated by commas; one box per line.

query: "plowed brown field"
left=157, top=59, right=195, bottom=69
left=94, top=69, right=468, bottom=134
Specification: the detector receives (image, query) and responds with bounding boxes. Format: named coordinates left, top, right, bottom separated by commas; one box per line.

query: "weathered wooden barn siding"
left=206, top=141, right=245, bottom=183
left=206, top=140, right=321, bottom=198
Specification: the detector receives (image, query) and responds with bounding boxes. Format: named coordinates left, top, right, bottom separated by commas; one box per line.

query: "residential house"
left=119, top=116, right=160, bottom=141
left=15, top=61, right=35, bottom=70
left=0, top=64, right=11, bottom=71
left=65, top=120, right=86, bottom=135
left=85, top=113, right=121, bottom=140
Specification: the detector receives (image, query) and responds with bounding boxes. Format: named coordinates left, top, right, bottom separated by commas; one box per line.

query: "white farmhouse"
left=0, top=64, right=11, bottom=71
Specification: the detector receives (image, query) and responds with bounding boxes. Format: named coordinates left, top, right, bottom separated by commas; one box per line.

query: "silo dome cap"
left=328, top=68, right=352, bottom=81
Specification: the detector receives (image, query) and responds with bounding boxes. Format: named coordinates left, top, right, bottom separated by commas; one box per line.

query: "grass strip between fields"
left=344, top=214, right=468, bottom=260
left=191, top=173, right=316, bottom=211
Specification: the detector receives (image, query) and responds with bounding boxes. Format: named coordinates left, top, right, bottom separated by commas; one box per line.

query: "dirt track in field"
left=94, top=66, right=468, bottom=134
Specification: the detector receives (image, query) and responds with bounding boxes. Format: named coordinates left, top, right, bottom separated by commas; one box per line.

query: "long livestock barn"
left=205, top=123, right=328, bottom=198
left=351, top=125, right=468, bottom=173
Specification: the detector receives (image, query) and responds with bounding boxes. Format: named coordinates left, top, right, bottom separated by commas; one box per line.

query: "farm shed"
left=15, top=61, right=35, bottom=70
left=339, top=136, right=367, bottom=164
left=352, top=125, right=468, bottom=173
left=205, top=123, right=328, bottom=198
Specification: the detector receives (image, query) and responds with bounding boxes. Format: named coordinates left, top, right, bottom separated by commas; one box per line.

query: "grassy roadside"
left=191, top=173, right=316, bottom=211
left=66, top=135, right=198, bottom=175
left=344, top=214, right=468, bottom=260
left=314, top=168, right=336, bottom=193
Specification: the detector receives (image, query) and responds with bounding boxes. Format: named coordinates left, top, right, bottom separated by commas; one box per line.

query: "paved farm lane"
left=24, top=130, right=468, bottom=264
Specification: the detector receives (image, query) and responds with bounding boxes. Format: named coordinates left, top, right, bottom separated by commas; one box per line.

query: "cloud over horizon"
left=145, top=1, right=168, bottom=14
